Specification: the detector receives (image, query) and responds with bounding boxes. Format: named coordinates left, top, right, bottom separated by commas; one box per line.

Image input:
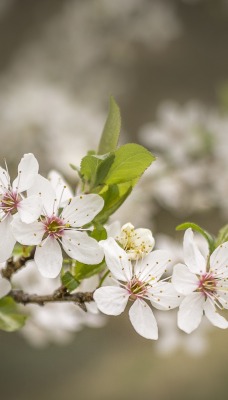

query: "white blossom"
left=0, top=153, right=41, bottom=262
left=94, top=237, right=180, bottom=340
left=11, top=176, right=104, bottom=278
left=107, top=221, right=155, bottom=260
left=172, top=228, right=228, bottom=333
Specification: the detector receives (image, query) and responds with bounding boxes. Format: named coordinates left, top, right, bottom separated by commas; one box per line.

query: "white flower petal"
left=13, top=153, right=39, bottom=193
left=135, top=250, right=172, bottom=282
left=178, top=292, right=205, bottom=333
left=48, top=170, right=73, bottom=206
left=100, top=237, right=132, bottom=281
left=129, top=299, right=158, bottom=340
left=94, top=286, right=129, bottom=315
left=17, top=195, right=42, bottom=223
left=183, top=229, right=207, bottom=274
left=35, top=237, right=62, bottom=278
left=27, top=175, right=56, bottom=216
left=0, top=216, right=16, bottom=262
left=11, top=216, right=44, bottom=245
left=172, top=263, right=199, bottom=295
left=61, top=194, right=104, bottom=227
left=62, top=230, right=104, bottom=264
left=149, top=282, right=182, bottom=310
left=203, top=298, right=228, bottom=329
left=0, top=166, right=10, bottom=191
left=210, top=241, right=228, bottom=278
left=0, top=277, right=11, bottom=299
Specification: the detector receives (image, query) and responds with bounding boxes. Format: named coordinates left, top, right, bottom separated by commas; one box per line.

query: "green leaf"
left=73, top=260, right=105, bottom=281
left=98, top=96, right=121, bottom=155
left=0, top=297, right=27, bottom=332
left=80, top=153, right=115, bottom=190
left=176, top=222, right=215, bottom=254
left=90, top=224, right=107, bottom=241
left=103, top=143, right=155, bottom=185
left=93, top=154, right=115, bottom=187
left=94, top=183, right=132, bottom=224
left=61, top=272, right=80, bottom=292
left=216, top=224, right=228, bottom=247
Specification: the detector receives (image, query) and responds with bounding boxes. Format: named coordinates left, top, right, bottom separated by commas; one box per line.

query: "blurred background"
left=0, top=0, right=228, bottom=399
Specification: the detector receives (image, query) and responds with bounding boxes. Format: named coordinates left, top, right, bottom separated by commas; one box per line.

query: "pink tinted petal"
left=129, top=299, right=158, bottom=340
left=13, top=153, right=39, bottom=193
left=100, top=237, right=132, bottom=281
left=0, top=277, right=11, bottom=299
left=0, top=216, right=16, bottom=262
left=94, top=286, right=129, bottom=315
left=62, top=230, right=104, bottom=265
left=135, top=250, right=172, bottom=282
left=17, top=195, right=42, bottom=223
left=203, top=298, right=228, bottom=329
left=178, top=292, right=205, bottom=333
left=183, top=229, right=207, bottom=274
left=61, top=194, right=104, bottom=227
left=11, top=216, right=44, bottom=245
left=172, top=263, right=199, bottom=295
left=149, top=282, right=181, bottom=310
left=210, top=241, right=228, bottom=278
left=35, top=237, right=62, bottom=278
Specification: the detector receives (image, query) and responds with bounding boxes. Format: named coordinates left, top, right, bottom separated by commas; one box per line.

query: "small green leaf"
left=73, top=260, right=105, bottom=281
left=98, top=96, right=121, bottom=155
left=216, top=224, right=228, bottom=247
left=176, top=222, right=215, bottom=254
left=90, top=224, right=107, bottom=241
left=61, top=272, right=80, bottom=292
left=103, top=143, right=155, bottom=185
left=93, top=153, right=115, bottom=187
left=94, top=183, right=132, bottom=224
left=0, top=297, right=27, bottom=332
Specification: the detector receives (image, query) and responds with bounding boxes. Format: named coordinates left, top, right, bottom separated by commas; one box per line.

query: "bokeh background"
left=0, top=0, right=228, bottom=399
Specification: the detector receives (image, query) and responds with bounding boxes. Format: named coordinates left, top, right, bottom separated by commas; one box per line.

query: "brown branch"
left=10, top=289, right=94, bottom=307
left=1, top=248, right=35, bottom=280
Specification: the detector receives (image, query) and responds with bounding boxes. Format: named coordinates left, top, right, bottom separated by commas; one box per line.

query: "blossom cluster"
left=0, top=153, right=227, bottom=346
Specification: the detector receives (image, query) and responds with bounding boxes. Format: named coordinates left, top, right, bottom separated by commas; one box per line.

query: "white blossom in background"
left=13, top=262, right=105, bottom=347
left=154, top=310, right=210, bottom=357
left=1, top=0, right=180, bottom=105
left=172, top=229, right=228, bottom=333
left=0, top=81, right=105, bottom=176
left=139, top=101, right=228, bottom=216
left=94, top=238, right=181, bottom=340
left=107, top=221, right=155, bottom=260
left=11, top=176, right=104, bottom=278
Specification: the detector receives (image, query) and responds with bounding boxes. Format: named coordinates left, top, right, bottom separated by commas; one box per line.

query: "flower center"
left=0, top=191, right=21, bottom=215
left=198, top=273, right=216, bottom=297
left=43, top=216, right=65, bottom=239
left=127, top=277, right=148, bottom=300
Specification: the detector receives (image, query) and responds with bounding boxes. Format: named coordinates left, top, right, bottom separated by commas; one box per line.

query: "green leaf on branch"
left=94, top=183, right=132, bottom=224
left=90, top=224, right=107, bottom=241
left=80, top=153, right=115, bottom=190
left=176, top=222, right=215, bottom=254
left=103, top=143, right=155, bottom=185
left=98, top=96, right=121, bottom=155
left=73, top=260, right=106, bottom=281
left=61, top=272, right=80, bottom=292
left=215, top=224, right=228, bottom=247
left=0, top=297, right=27, bottom=332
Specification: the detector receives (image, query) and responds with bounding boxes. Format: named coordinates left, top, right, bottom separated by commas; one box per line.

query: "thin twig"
left=1, top=248, right=35, bottom=280
left=10, top=289, right=94, bottom=307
